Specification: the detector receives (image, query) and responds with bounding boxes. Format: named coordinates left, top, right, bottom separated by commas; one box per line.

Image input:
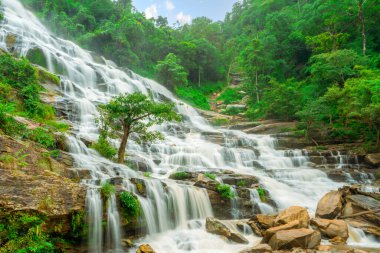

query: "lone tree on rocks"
left=97, top=92, right=181, bottom=164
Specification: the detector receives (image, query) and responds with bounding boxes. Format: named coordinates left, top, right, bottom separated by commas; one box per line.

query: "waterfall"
left=0, top=0, right=378, bottom=252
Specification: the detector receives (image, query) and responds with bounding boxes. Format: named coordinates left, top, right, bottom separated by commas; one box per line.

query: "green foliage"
left=71, top=211, right=85, bottom=238
left=91, top=135, right=117, bottom=160
left=236, top=180, right=247, bottom=187
left=97, top=93, right=181, bottom=163
left=257, top=187, right=266, bottom=202
left=211, top=118, right=230, bottom=126
left=100, top=182, right=116, bottom=201
left=175, top=86, right=210, bottom=110
left=119, top=191, right=140, bottom=219
left=143, top=172, right=152, bottom=178
left=155, top=53, right=188, bottom=89
left=171, top=171, right=190, bottom=180
left=0, top=150, right=29, bottom=170
left=216, top=184, right=235, bottom=199
left=217, top=88, right=244, bottom=105
left=24, top=128, right=56, bottom=149
left=0, top=214, right=55, bottom=253
left=204, top=172, right=216, bottom=180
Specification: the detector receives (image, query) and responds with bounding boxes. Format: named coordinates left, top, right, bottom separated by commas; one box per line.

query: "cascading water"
left=1, top=0, right=379, bottom=252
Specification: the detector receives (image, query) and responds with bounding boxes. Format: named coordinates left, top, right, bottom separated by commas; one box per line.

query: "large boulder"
left=136, top=244, right=155, bottom=253
left=262, top=220, right=302, bottom=243
left=248, top=214, right=276, bottom=236
left=206, top=217, right=249, bottom=244
left=310, top=218, right=348, bottom=243
left=274, top=206, right=310, bottom=228
left=364, top=153, right=380, bottom=167
left=316, top=191, right=343, bottom=219
left=268, top=228, right=321, bottom=250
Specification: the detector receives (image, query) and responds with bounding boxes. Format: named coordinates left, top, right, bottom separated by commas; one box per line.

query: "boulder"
left=268, top=228, right=321, bottom=250
left=263, top=220, right=302, bottom=243
left=248, top=214, right=276, bottom=236
left=136, top=244, right=155, bottom=253
left=316, top=191, right=343, bottom=219
left=310, top=218, right=348, bottom=243
left=206, top=217, right=249, bottom=244
left=274, top=206, right=310, bottom=228
left=364, top=153, right=380, bottom=167
left=239, top=244, right=272, bottom=253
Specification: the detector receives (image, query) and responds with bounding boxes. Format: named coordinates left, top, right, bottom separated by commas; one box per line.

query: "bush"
left=237, top=180, right=247, bottom=187
left=100, top=182, right=115, bottom=201
left=0, top=214, right=55, bottom=253
left=204, top=172, right=216, bottom=180
left=216, top=87, right=244, bottom=105
left=25, top=127, right=56, bottom=149
left=175, top=86, right=210, bottom=110
left=257, top=187, right=266, bottom=202
left=119, top=191, right=140, bottom=219
left=171, top=171, right=190, bottom=180
left=91, top=135, right=117, bottom=160
left=216, top=184, right=235, bottom=199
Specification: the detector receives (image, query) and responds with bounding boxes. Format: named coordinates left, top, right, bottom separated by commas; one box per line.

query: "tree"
left=97, top=93, right=181, bottom=164
left=155, top=53, right=188, bottom=89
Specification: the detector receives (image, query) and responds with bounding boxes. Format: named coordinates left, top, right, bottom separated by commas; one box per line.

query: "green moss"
left=143, top=172, right=152, bottom=178
left=204, top=172, right=216, bottom=180
left=71, top=211, right=86, bottom=238
left=26, top=48, right=48, bottom=69
left=171, top=171, right=191, bottom=180
left=99, top=182, right=115, bottom=201
left=237, top=180, right=247, bottom=187
left=0, top=151, right=29, bottom=170
left=119, top=191, right=140, bottom=219
left=36, top=68, right=60, bottom=86
left=216, top=184, right=235, bottom=199
left=211, top=118, right=230, bottom=126
left=257, top=187, right=266, bottom=202
left=375, top=172, right=380, bottom=180
left=44, top=120, right=70, bottom=132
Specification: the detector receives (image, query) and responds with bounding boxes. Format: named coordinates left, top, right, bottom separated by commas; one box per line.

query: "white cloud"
left=176, top=12, right=191, bottom=25
left=165, top=0, right=175, bottom=11
left=144, top=4, right=158, bottom=19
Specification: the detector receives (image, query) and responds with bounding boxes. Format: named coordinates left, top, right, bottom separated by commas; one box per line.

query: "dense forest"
left=18, top=0, right=380, bottom=150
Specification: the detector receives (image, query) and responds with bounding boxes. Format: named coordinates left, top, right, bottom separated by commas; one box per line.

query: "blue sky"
left=132, top=0, right=238, bottom=25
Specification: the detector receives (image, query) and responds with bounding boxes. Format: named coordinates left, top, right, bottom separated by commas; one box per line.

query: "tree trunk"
left=118, top=125, right=130, bottom=164
left=198, top=65, right=201, bottom=87
left=358, top=0, right=367, bottom=56
left=255, top=63, right=260, bottom=102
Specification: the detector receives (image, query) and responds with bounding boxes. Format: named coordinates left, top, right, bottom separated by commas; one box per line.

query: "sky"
left=132, top=0, right=238, bottom=25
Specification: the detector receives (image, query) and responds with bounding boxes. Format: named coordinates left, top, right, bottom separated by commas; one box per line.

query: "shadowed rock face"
left=0, top=135, right=85, bottom=235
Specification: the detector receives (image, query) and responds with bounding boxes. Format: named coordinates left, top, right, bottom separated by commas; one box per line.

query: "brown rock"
left=206, top=217, right=249, bottom=244
left=268, top=228, right=321, bottom=250
left=239, top=244, right=272, bottom=253
left=316, top=191, right=343, bottom=219
left=311, top=218, right=348, bottom=242
left=263, top=220, right=301, bottom=243
left=136, top=244, right=155, bottom=253
left=256, top=214, right=276, bottom=229
left=274, top=206, right=310, bottom=228
left=364, top=153, right=380, bottom=167
left=317, top=245, right=332, bottom=251
left=329, top=236, right=346, bottom=245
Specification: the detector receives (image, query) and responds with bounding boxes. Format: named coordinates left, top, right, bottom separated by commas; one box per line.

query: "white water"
left=0, top=0, right=378, bottom=252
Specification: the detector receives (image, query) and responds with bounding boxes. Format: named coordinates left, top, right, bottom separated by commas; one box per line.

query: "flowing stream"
left=0, top=1, right=379, bottom=252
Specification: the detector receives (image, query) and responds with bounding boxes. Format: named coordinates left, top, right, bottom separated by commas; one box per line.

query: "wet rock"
left=268, top=228, right=321, bottom=250
left=220, top=174, right=259, bottom=187
left=5, top=34, right=17, bottom=49
left=310, top=218, right=348, bottom=243
left=316, top=190, right=343, bottom=219
left=130, top=178, right=147, bottom=197
left=55, top=151, right=75, bottom=167
left=136, top=244, right=155, bottom=253
left=239, top=244, right=272, bottom=253
left=274, top=206, right=310, bottom=228
left=206, top=217, right=249, bottom=244
left=194, top=178, right=219, bottom=191
left=364, top=153, right=380, bottom=168
left=122, top=238, right=133, bottom=248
